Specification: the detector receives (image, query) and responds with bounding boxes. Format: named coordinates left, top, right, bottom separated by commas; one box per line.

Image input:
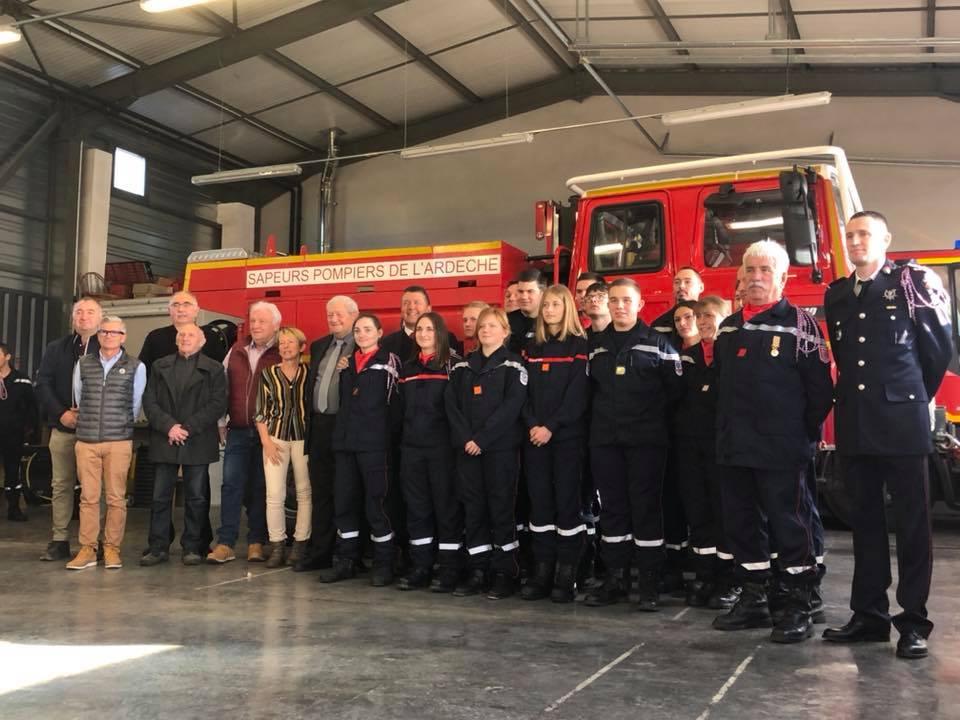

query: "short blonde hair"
left=278, top=326, right=306, bottom=348
left=464, top=300, right=489, bottom=312
left=476, top=307, right=510, bottom=337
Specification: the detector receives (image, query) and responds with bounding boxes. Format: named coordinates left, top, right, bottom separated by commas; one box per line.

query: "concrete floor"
left=2, top=507, right=959, bottom=720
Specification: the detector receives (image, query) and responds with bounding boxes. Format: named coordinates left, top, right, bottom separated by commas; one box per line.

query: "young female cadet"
left=520, top=285, right=589, bottom=603
left=444, top=307, right=528, bottom=600
left=396, top=312, right=463, bottom=593
left=321, top=313, right=401, bottom=587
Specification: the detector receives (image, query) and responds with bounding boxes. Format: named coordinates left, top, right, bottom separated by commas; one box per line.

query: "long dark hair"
left=413, top=312, right=450, bottom=368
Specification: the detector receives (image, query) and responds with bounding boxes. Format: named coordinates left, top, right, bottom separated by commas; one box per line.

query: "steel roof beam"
left=490, top=0, right=576, bottom=73
left=927, top=0, right=936, bottom=54
left=0, top=109, right=62, bottom=191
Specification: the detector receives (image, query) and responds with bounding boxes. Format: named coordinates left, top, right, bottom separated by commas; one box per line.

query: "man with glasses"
left=66, top=316, right=146, bottom=570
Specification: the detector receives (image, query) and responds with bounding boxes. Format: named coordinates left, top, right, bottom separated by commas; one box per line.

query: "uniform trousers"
left=721, top=464, right=817, bottom=585
left=334, top=450, right=394, bottom=564
left=662, top=448, right=689, bottom=570
left=401, top=445, right=462, bottom=570
left=591, top=444, right=666, bottom=571
left=523, top=441, right=585, bottom=566
left=456, top=449, right=519, bottom=577
left=305, top=413, right=337, bottom=564
left=842, top=454, right=933, bottom=637
left=675, top=436, right=728, bottom=578
left=0, top=434, right=23, bottom=497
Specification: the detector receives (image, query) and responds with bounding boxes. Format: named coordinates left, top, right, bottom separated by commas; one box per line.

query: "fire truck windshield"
left=589, top=201, right=663, bottom=274
left=703, top=189, right=807, bottom=268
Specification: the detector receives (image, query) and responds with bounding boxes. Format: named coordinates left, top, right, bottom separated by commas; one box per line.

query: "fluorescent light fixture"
left=660, top=92, right=832, bottom=126
left=0, top=25, right=22, bottom=44
left=727, top=216, right=783, bottom=230
left=191, top=163, right=302, bottom=186
left=400, top=133, right=534, bottom=159
left=140, top=0, right=214, bottom=12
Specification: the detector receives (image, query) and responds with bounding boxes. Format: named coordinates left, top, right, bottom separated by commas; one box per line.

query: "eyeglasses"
left=97, top=329, right=125, bottom=337
left=170, top=302, right=196, bottom=309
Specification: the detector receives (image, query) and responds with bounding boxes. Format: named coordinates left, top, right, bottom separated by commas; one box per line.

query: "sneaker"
left=66, top=546, right=98, bottom=571
left=41, top=540, right=71, bottom=561
left=206, top=544, right=236, bottom=564
left=247, top=543, right=265, bottom=562
left=139, top=552, right=169, bottom=567
left=182, top=552, right=203, bottom=566
left=487, top=572, right=517, bottom=600
left=103, top=545, right=122, bottom=569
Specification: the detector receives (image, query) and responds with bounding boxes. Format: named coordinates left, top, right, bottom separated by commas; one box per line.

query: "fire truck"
left=183, top=146, right=960, bottom=525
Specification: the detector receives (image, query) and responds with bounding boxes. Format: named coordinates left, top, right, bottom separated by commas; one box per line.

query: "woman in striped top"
left=255, top=326, right=312, bottom=568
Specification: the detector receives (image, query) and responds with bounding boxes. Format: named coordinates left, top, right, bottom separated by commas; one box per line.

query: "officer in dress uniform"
left=822, top=211, right=953, bottom=660
left=711, top=240, right=833, bottom=644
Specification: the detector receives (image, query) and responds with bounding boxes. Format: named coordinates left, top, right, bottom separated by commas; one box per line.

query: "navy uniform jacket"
left=825, top=259, right=953, bottom=456
left=521, top=334, right=589, bottom=442
left=331, top=347, right=400, bottom=453
left=444, top=345, right=527, bottom=452
left=714, top=298, right=833, bottom=469
left=588, top=320, right=684, bottom=448
left=507, top=309, right=536, bottom=355
left=382, top=327, right=462, bottom=364
left=672, top=341, right=718, bottom=446
left=397, top=353, right=458, bottom=449
left=651, top=304, right=683, bottom=349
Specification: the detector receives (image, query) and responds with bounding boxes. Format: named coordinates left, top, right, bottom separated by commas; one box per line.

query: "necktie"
left=854, top=278, right=871, bottom=297
left=314, top=339, right=343, bottom=414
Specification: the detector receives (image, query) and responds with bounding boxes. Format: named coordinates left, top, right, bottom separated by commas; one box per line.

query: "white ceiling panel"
left=0, top=30, right=44, bottom=72
left=192, top=122, right=303, bottom=165
left=431, top=28, right=558, bottom=98
left=17, top=24, right=132, bottom=88
left=63, top=1, right=217, bottom=33
left=799, top=12, right=926, bottom=56
left=792, top=1, right=925, bottom=10
left=534, top=1, right=645, bottom=19
left=557, top=17, right=665, bottom=43
left=278, top=22, right=408, bottom=86
left=190, top=55, right=318, bottom=113
left=253, top=93, right=382, bottom=144
left=69, top=18, right=212, bottom=65
left=672, top=14, right=772, bottom=42
left=342, top=62, right=464, bottom=124
left=201, top=0, right=321, bottom=29
left=129, top=88, right=230, bottom=135
left=658, top=1, right=770, bottom=15
left=377, top=0, right=510, bottom=55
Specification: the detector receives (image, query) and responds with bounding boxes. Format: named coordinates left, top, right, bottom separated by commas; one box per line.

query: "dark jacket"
left=382, top=326, right=462, bottom=364
left=507, top=309, right=536, bottom=355
left=0, top=367, right=38, bottom=440
left=825, top=260, right=954, bottom=456
left=521, top=334, right=589, bottom=442
left=35, top=333, right=100, bottom=432
left=445, top=345, right=527, bottom=452
left=398, top=354, right=458, bottom=449
left=332, top=346, right=401, bottom=453
left=304, top=333, right=351, bottom=451
left=672, top=341, right=718, bottom=444
left=138, top=324, right=226, bottom=376
left=142, top=352, right=228, bottom=465
left=588, top=320, right=684, bottom=448
left=714, top=298, right=833, bottom=469
left=651, top=304, right=683, bottom=349
left=225, top=339, right=280, bottom=429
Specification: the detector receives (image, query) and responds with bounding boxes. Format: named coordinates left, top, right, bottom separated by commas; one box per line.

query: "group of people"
left=7, top=209, right=949, bottom=661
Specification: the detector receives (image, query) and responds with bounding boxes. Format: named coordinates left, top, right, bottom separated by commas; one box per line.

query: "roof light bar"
left=400, top=133, right=534, bottom=159
left=191, top=164, right=302, bottom=186
left=660, top=92, right=832, bottom=126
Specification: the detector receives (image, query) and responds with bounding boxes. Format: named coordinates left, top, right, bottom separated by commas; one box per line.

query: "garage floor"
left=2, top=508, right=959, bottom=720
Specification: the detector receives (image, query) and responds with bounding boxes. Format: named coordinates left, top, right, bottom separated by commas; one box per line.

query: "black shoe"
left=430, top=567, right=461, bottom=594
left=896, top=630, right=928, bottom=659
left=319, top=557, right=356, bottom=584
left=770, top=586, right=814, bottom=644
left=182, top=552, right=203, bottom=566
left=7, top=504, right=27, bottom=522
left=768, top=577, right=790, bottom=623
left=292, top=554, right=331, bottom=573
left=139, top=552, right=169, bottom=567
left=487, top=572, right=516, bottom=600
left=520, top=562, right=554, bottom=601
left=686, top=579, right=714, bottom=608
left=810, top=584, right=826, bottom=624
left=712, top=583, right=773, bottom=630
left=822, top=617, right=891, bottom=643
left=584, top=568, right=629, bottom=607
left=40, top=540, right=70, bottom=561
left=636, top=570, right=659, bottom=612
left=657, top=569, right=685, bottom=597
left=371, top=563, right=394, bottom=587
left=551, top=564, right=576, bottom=604
left=708, top=584, right=740, bottom=610
left=398, top=566, right=431, bottom=591
left=453, top=568, right=487, bottom=597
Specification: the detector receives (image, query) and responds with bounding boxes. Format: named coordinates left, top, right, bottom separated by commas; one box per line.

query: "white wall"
left=260, top=191, right=291, bottom=252
left=330, top=95, right=960, bottom=255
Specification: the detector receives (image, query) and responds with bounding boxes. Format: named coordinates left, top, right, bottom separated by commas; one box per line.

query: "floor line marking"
left=671, top=607, right=691, bottom=621
left=193, top=567, right=290, bottom=591
left=694, top=644, right=761, bottom=720
left=543, top=642, right=644, bottom=713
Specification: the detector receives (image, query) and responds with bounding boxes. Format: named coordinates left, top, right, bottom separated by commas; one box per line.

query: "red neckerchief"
left=418, top=351, right=436, bottom=366
left=579, top=313, right=592, bottom=329
left=354, top=347, right=378, bottom=373
left=742, top=302, right=776, bottom=322
left=701, top=339, right=714, bottom=366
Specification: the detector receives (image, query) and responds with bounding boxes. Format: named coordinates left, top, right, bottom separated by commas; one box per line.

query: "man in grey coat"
left=141, top=323, right=227, bottom=566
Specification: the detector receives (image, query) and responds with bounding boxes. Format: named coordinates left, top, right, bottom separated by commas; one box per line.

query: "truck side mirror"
left=779, top=170, right=817, bottom=266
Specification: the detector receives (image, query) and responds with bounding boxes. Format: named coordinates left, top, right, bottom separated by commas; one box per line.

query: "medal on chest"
left=615, top=365, right=626, bottom=376
left=770, top=335, right=781, bottom=358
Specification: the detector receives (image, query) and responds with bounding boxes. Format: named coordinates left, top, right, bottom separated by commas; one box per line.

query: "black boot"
left=551, top=564, right=576, bottom=604
left=398, top=566, right=431, bottom=591
left=430, top=567, right=460, bottom=594
left=584, top=568, right=629, bottom=607
left=577, top=538, right=596, bottom=588
left=319, top=556, right=356, bottom=584
left=636, top=570, right=659, bottom=612
left=521, top=561, right=554, bottom=601
left=686, top=577, right=715, bottom=608
left=768, top=575, right=790, bottom=624
left=810, top=583, right=826, bottom=624
left=770, top=585, right=814, bottom=643
left=453, top=568, right=488, bottom=597
left=712, top=582, right=773, bottom=630
left=371, top=560, right=394, bottom=587
left=6, top=490, right=27, bottom=521
left=708, top=582, right=741, bottom=611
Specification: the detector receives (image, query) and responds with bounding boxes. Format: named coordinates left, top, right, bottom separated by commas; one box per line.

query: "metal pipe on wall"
left=289, top=184, right=301, bottom=255
left=318, top=129, right=339, bottom=254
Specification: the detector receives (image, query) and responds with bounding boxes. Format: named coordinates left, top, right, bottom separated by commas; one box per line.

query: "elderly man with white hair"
left=207, top=301, right=282, bottom=564
left=711, top=240, right=833, bottom=644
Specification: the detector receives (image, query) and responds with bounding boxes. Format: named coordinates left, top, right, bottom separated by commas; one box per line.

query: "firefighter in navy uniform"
left=712, top=240, right=833, bottom=644
left=585, top=277, right=684, bottom=610
left=822, top=211, right=953, bottom=660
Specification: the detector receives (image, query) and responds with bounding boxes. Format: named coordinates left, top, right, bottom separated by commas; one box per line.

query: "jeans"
left=149, top=463, right=210, bottom=555
left=218, top=427, right=267, bottom=548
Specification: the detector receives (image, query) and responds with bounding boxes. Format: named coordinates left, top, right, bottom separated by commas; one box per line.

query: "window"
left=702, top=188, right=807, bottom=267
left=113, top=148, right=146, bottom=197
left=588, top=202, right=663, bottom=273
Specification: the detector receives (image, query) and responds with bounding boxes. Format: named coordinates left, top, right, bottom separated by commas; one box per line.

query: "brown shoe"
left=103, top=545, right=122, bottom=569
left=287, top=540, right=308, bottom=566
left=265, top=541, right=285, bottom=568
left=206, top=544, right=236, bottom=564
left=66, top=546, right=98, bottom=571
left=247, top=542, right=265, bottom=563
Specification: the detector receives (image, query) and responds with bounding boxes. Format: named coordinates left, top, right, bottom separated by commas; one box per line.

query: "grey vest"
left=76, top=352, right=140, bottom=443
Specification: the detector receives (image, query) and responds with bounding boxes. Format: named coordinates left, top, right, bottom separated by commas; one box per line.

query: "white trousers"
left=263, top=437, right=312, bottom=542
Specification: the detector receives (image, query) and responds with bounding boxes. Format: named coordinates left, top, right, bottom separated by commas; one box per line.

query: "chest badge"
left=770, top=336, right=781, bottom=358
left=473, top=385, right=483, bottom=395
left=541, top=363, right=550, bottom=372
left=883, top=288, right=897, bottom=301
left=118, top=368, right=126, bottom=374
left=701, top=384, right=710, bottom=392
left=352, top=387, right=359, bottom=396
left=615, top=365, right=626, bottom=375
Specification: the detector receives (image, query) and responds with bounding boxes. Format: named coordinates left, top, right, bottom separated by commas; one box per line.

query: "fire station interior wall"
left=260, top=191, right=291, bottom=253
left=326, top=95, right=960, bottom=257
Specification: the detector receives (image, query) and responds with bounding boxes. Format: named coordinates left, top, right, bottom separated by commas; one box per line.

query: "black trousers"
left=842, top=454, right=933, bottom=637
left=675, top=436, right=726, bottom=577
left=591, top=444, right=666, bottom=572
left=524, top=440, right=585, bottom=565
left=766, top=460, right=826, bottom=571
left=334, top=450, right=394, bottom=564
left=456, top=449, right=519, bottom=577
left=721, top=464, right=817, bottom=585
left=149, top=463, right=209, bottom=555
left=662, top=447, right=689, bottom=569
left=0, top=434, right=23, bottom=496
left=306, top=413, right=338, bottom=564
left=401, top=445, right=463, bottom=570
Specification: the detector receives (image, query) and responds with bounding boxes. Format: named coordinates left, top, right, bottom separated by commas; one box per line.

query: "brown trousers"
left=75, top=440, right=132, bottom=549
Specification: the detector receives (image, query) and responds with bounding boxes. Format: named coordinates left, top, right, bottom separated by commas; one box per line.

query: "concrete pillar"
left=216, top=202, right=256, bottom=253
left=76, top=147, right=113, bottom=281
